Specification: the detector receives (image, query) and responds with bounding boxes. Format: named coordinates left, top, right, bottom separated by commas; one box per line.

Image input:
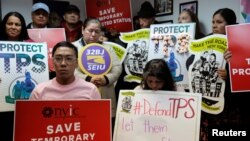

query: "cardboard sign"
left=103, top=41, right=127, bottom=65
left=78, top=43, right=112, bottom=76
left=14, top=100, right=111, bottom=141
left=188, top=34, right=227, bottom=114
left=113, top=90, right=201, bottom=141
left=28, top=28, right=66, bottom=71
left=226, top=23, right=250, bottom=92
left=0, top=41, right=49, bottom=112
left=119, top=29, right=150, bottom=83
left=85, top=0, right=133, bottom=32
left=147, top=23, right=195, bottom=90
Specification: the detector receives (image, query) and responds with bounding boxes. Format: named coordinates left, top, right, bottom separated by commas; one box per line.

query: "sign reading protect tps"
left=0, top=41, right=49, bottom=112
left=78, top=43, right=112, bottom=76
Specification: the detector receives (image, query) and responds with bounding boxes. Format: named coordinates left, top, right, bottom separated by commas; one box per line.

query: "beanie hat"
left=32, top=2, right=50, bottom=13
left=137, top=1, right=155, bottom=18
left=64, top=5, right=80, bottom=14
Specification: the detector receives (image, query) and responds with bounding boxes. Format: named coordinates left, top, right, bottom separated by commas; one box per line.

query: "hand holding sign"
left=91, top=75, right=107, bottom=87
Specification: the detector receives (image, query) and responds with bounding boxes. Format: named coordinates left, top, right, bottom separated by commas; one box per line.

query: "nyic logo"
left=42, top=105, right=80, bottom=118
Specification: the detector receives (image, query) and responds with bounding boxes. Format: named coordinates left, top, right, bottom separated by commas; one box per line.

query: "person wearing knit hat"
left=61, top=4, right=82, bottom=42
left=137, top=1, right=158, bottom=28
left=27, top=2, right=50, bottom=29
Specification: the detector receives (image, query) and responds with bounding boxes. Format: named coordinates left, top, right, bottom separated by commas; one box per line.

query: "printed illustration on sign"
left=148, top=23, right=195, bottom=90
left=126, top=40, right=148, bottom=75
left=8, top=71, right=37, bottom=103
left=148, top=23, right=195, bottom=89
left=151, top=33, right=191, bottom=81
left=188, top=34, right=227, bottom=114
left=119, top=29, right=150, bottom=83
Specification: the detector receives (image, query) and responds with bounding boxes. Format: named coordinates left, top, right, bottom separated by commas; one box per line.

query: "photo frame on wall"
left=179, top=1, right=198, bottom=15
left=154, top=0, right=173, bottom=16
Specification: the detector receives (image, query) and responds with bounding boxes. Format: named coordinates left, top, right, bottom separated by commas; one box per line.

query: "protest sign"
left=14, top=100, right=111, bottom=141
left=119, top=28, right=150, bottom=83
left=78, top=43, right=112, bottom=76
left=103, top=41, right=127, bottom=64
left=28, top=28, right=66, bottom=71
left=0, top=41, right=49, bottom=111
left=85, top=0, right=132, bottom=32
left=226, top=23, right=250, bottom=92
left=147, top=23, right=195, bottom=90
left=188, top=34, right=227, bottom=114
left=113, top=90, right=201, bottom=141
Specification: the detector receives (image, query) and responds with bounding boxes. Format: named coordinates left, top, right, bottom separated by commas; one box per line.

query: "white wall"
left=198, top=0, right=240, bottom=34
left=1, top=0, right=240, bottom=35
left=1, top=0, right=85, bottom=24
left=131, top=0, right=240, bottom=35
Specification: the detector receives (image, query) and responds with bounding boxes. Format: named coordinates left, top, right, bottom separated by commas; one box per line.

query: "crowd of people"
left=0, top=1, right=249, bottom=141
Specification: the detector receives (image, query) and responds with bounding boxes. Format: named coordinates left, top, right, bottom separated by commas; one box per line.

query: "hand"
left=224, top=49, right=232, bottom=62
left=217, top=69, right=227, bottom=80
left=91, top=75, right=106, bottom=87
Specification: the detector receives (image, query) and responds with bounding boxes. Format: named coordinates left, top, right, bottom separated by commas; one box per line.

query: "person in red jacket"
left=61, top=4, right=82, bottom=42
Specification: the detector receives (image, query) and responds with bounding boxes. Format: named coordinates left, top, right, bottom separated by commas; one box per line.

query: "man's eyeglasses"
left=53, top=56, right=76, bottom=64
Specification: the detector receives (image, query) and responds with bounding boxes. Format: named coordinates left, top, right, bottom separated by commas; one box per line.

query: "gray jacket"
left=73, top=38, right=122, bottom=117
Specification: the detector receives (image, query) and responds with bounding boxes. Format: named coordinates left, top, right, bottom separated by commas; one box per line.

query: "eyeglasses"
left=53, top=56, right=76, bottom=64
left=85, top=28, right=101, bottom=34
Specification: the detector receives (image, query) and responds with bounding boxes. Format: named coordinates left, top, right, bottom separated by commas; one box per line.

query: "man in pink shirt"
left=30, top=41, right=101, bottom=99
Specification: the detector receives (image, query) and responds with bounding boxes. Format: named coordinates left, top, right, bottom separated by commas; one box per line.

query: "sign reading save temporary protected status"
left=14, top=100, right=111, bottom=141
left=0, top=41, right=49, bottom=112
left=226, top=23, right=250, bottom=92
left=113, top=90, right=201, bottom=141
left=85, top=0, right=132, bottom=32
left=78, top=43, right=112, bottom=76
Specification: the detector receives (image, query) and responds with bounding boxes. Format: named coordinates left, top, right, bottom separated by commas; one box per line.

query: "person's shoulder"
left=72, top=38, right=82, bottom=47
left=154, top=20, right=159, bottom=24
left=26, top=23, right=32, bottom=29
left=76, top=78, right=97, bottom=88
left=196, top=32, right=206, bottom=39
left=34, top=79, right=53, bottom=90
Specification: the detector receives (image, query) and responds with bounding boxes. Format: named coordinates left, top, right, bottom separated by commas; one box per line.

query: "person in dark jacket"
left=137, top=1, right=158, bottom=29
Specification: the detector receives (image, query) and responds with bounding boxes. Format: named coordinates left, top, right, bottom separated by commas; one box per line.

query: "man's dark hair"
left=52, top=41, right=78, bottom=58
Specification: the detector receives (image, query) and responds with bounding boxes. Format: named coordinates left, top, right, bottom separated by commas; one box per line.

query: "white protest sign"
left=0, top=41, right=49, bottom=111
left=113, top=90, right=201, bottom=141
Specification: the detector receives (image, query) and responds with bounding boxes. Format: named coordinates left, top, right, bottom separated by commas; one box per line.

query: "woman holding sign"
left=73, top=18, right=122, bottom=130
left=0, top=11, right=32, bottom=141
left=216, top=7, right=249, bottom=129
left=200, top=8, right=249, bottom=141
